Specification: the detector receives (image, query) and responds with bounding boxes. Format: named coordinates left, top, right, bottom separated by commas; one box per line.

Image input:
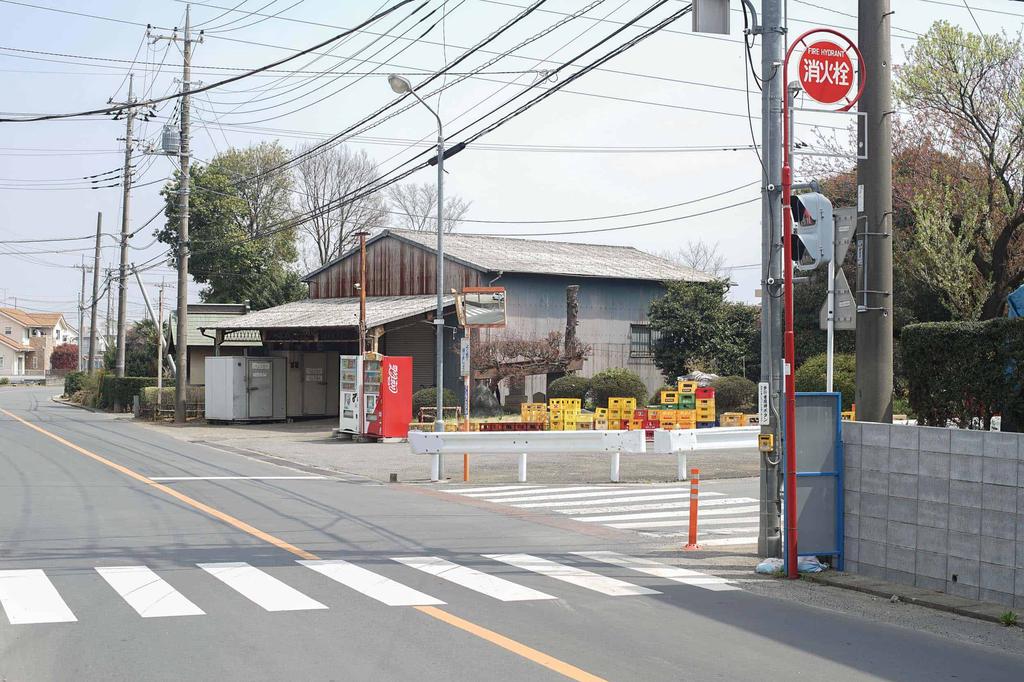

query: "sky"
left=0, top=0, right=1020, bottom=335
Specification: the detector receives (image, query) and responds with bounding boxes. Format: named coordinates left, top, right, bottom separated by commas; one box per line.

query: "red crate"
left=633, top=408, right=648, bottom=420
left=695, top=387, right=716, bottom=399
left=643, top=419, right=659, bottom=429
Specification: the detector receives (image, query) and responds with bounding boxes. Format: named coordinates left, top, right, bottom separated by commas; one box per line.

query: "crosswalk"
left=0, top=552, right=738, bottom=625
left=446, top=484, right=760, bottom=547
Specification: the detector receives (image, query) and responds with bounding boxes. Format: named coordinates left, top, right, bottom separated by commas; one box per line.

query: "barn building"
left=206, top=228, right=712, bottom=411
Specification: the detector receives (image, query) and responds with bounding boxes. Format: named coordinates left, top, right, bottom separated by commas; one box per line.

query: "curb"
left=50, top=395, right=103, bottom=414
left=803, top=571, right=1016, bottom=626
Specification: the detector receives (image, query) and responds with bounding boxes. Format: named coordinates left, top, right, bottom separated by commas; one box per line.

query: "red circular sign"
left=798, top=41, right=854, bottom=104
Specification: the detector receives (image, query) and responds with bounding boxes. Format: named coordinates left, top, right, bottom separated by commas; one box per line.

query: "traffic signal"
left=789, top=192, right=834, bottom=271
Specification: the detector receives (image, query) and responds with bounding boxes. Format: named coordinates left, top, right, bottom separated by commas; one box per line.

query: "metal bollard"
left=684, top=468, right=700, bottom=550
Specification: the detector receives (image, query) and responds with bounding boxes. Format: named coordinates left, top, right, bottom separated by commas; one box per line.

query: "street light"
left=387, top=74, right=448, bottom=446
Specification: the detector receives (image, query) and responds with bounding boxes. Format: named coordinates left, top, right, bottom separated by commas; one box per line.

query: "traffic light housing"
left=789, top=191, right=834, bottom=271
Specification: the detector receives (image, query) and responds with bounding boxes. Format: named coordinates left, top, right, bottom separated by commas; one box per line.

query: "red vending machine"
left=365, top=355, right=412, bottom=439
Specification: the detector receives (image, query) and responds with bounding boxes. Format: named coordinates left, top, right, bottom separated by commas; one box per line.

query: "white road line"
left=702, top=527, right=760, bottom=535
left=606, top=510, right=760, bottom=529
left=0, top=569, right=77, bottom=624
left=576, top=505, right=760, bottom=523
left=392, top=556, right=557, bottom=602
left=484, top=554, right=659, bottom=597
left=198, top=562, right=328, bottom=612
left=513, top=491, right=724, bottom=509
left=451, top=485, right=546, bottom=494
left=150, top=476, right=327, bottom=481
left=696, top=537, right=759, bottom=546
left=299, top=560, right=444, bottom=606
left=463, top=486, right=604, bottom=499
left=559, top=497, right=759, bottom=516
left=491, top=487, right=706, bottom=504
left=95, top=566, right=204, bottom=618
left=572, top=551, right=739, bottom=592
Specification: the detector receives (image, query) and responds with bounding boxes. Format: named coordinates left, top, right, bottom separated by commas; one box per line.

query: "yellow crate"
left=679, top=409, right=697, bottom=421
left=677, top=380, right=698, bottom=394
left=609, top=397, right=637, bottom=410
left=659, top=390, right=680, bottom=405
left=719, top=412, right=744, bottom=427
left=621, top=410, right=635, bottom=422
left=595, top=407, right=608, bottom=418
left=594, top=418, right=608, bottom=430
left=696, top=398, right=715, bottom=409
left=608, top=408, right=621, bottom=421
left=696, top=409, right=715, bottom=421
left=549, top=398, right=582, bottom=410
left=626, top=418, right=645, bottom=430
left=647, top=409, right=661, bottom=420
left=577, top=413, right=595, bottom=423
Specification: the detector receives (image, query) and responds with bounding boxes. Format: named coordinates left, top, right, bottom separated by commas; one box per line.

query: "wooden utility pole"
left=88, top=212, right=102, bottom=373
left=564, top=285, right=579, bottom=358
left=357, top=231, right=369, bottom=353
left=105, top=266, right=113, bottom=347
left=114, top=74, right=136, bottom=378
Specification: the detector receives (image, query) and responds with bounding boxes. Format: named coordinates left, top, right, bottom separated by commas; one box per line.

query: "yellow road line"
left=415, top=606, right=607, bottom=682
left=2, top=407, right=607, bottom=682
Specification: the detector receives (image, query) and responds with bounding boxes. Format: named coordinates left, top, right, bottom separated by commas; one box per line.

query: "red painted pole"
left=782, top=76, right=799, bottom=580
left=684, top=468, right=700, bottom=551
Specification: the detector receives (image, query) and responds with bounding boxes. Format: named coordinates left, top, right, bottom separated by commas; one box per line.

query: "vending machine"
left=338, top=353, right=412, bottom=439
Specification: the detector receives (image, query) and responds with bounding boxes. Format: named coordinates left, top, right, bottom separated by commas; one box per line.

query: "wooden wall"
left=307, top=237, right=483, bottom=298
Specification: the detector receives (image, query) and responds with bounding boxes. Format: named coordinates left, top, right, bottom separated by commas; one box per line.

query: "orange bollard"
left=684, top=468, right=700, bottom=550
left=463, top=453, right=469, bottom=482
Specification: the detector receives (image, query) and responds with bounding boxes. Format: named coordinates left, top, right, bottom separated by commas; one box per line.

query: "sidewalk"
left=135, top=418, right=761, bottom=484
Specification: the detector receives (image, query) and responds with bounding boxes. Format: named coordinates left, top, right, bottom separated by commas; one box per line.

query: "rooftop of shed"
left=303, top=229, right=715, bottom=283
left=205, top=295, right=454, bottom=331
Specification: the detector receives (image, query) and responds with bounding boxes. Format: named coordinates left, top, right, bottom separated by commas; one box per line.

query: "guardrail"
left=409, top=426, right=759, bottom=482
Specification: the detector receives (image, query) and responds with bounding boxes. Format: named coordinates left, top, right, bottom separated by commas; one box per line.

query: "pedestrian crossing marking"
left=572, top=551, right=740, bottom=592
left=461, top=486, right=602, bottom=499
left=495, top=488, right=725, bottom=504
left=299, top=559, right=444, bottom=606
left=512, top=492, right=725, bottom=509
left=0, top=569, right=77, bottom=624
left=559, top=496, right=759, bottom=516
left=198, top=562, right=328, bottom=612
left=454, top=485, right=546, bottom=494
left=484, top=554, right=660, bottom=597
left=393, top=556, right=558, bottom=602
left=95, top=566, right=204, bottom=618
left=581, top=505, right=760, bottom=524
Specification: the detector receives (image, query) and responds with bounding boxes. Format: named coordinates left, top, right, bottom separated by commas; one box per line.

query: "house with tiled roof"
left=0, top=307, right=76, bottom=376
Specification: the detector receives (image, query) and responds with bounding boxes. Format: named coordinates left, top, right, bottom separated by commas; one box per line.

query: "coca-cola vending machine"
left=338, top=353, right=412, bottom=439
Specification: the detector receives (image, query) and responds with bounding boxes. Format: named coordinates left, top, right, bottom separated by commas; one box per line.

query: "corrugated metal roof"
left=304, top=229, right=715, bottom=283
left=186, top=313, right=261, bottom=346
left=205, top=295, right=453, bottom=331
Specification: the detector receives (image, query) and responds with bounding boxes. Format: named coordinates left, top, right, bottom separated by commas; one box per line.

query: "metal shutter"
left=383, top=319, right=436, bottom=391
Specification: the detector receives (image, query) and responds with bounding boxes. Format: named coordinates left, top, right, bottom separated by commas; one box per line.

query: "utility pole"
left=157, top=281, right=165, bottom=410
left=88, top=212, right=102, bottom=373
left=757, top=0, right=785, bottom=559
left=77, top=258, right=86, bottom=372
left=105, top=266, right=113, bottom=345
left=855, top=0, right=893, bottom=423
left=152, top=6, right=199, bottom=423
left=114, top=74, right=136, bottom=378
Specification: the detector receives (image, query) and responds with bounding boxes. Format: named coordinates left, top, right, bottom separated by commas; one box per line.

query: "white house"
left=0, top=307, right=76, bottom=376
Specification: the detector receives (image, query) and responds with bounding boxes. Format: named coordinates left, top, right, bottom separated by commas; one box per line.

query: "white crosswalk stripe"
left=198, top=562, right=328, bottom=612
left=484, top=554, right=659, bottom=596
left=299, top=559, right=444, bottom=606
left=573, top=551, right=739, bottom=592
left=441, top=485, right=760, bottom=547
left=392, top=556, right=557, bottom=602
left=96, top=566, right=204, bottom=618
left=0, top=569, right=77, bottom=624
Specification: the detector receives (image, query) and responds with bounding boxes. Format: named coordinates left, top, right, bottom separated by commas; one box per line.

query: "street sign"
left=799, top=41, right=854, bottom=105
left=820, top=269, right=856, bottom=331
left=833, top=206, right=857, bottom=265
left=758, top=382, right=771, bottom=427
left=459, top=337, right=470, bottom=377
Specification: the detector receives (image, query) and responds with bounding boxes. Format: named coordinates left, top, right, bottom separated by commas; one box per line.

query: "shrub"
left=140, top=386, right=203, bottom=408
left=712, top=375, right=757, bottom=412
left=100, top=376, right=158, bottom=411
left=546, top=375, right=591, bottom=403
left=0, top=377, right=9, bottom=386
left=412, top=387, right=459, bottom=417
left=653, top=385, right=677, bottom=403
left=902, top=319, right=1024, bottom=430
left=589, top=368, right=647, bottom=408
left=64, top=371, right=87, bottom=397
left=794, top=353, right=856, bottom=409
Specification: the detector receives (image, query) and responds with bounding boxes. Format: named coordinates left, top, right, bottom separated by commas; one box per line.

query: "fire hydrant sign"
left=799, top=41, right=853, bottom=104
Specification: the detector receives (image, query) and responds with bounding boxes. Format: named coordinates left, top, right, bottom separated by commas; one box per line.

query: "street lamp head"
left=387, top=74, right=413, bottom=94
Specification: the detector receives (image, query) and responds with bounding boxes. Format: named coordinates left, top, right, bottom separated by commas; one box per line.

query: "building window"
left=3, top=327, right=10, bottom=335
left=630, top=323, right=661, bottom=359
left=30, top=355, right=37, bottom=369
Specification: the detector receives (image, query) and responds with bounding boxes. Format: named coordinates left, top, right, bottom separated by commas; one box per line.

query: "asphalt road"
left=0, top=386, right=1021, bottom=682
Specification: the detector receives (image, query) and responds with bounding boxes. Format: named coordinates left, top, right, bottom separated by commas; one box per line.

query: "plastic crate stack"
left=694, top=385, right=717, bottom=428
left=520, top=402, right=548, bottom=424
left=656, top=381, right=697, bottom=429
left=548, top=398, right=581, bottom=431
left=605, top=397, right=637, bottom=430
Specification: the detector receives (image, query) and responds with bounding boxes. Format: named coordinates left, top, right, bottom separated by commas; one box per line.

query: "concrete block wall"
left=843, top=422, right=1024, bottom=609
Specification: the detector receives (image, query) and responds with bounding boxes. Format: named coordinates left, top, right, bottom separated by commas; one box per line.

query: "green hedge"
left=711, top=375, right=757, bottom=412
left=794, top=353, right=857, bottom=410
left=100, top=376, right=158, bottom=411
left=412, top=387, right=459, bottom=416
left=64, top=371, right=87, bottom=397
left=902, top=319, right=1024, bottom=430
left=545, top=375, right=591, bottom=403
left=589, top=368, right=647, bottom=408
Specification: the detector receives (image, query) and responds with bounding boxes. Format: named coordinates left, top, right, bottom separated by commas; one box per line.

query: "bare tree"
left=295, top=144, right=387, bottom=269
left=656, top=239, right=727, bottom=278
left=387, top=182, right=470, bottom=233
